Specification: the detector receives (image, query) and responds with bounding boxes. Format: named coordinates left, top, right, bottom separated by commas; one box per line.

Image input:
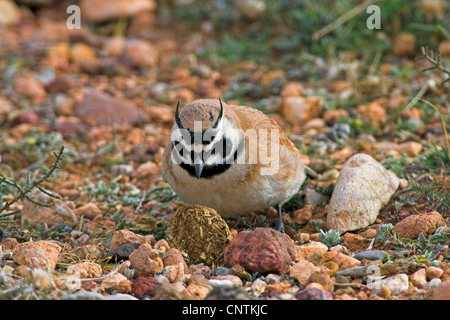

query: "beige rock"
left=124, top=39, right=159, bottom=68
left=395, top=211, right=445, bottom=239
left=103, top=36, right=126, bottom=57
left=293, top=205, right=313, bottom=225
left=323, top=109, right=349, bottom=125
left=101, top=273, right=131, bottom=293
left=80, top=0, right=156, bottom=23
left=1, top=238, right=20, bottom=251
left=374, top=141, right=423, bottom=156
left=186, top=283, right=211, bottom=300
left=327, top=154, right=399, bottom=232
left=294, top=241, right=328, bottom=261
left=427, top=266, right=444, bottom=280
left=280, top=82, right=305, bottom=97
left=13, top=74, right=47, bottom=103
left=420, top=0, right=444, bottom=19
left=163, top=248, right=189, bottom=274
left=67, top=262, right=103, bottom=279
left=21, top=189, right=77, bottom=228
left=154, top=239, right=170, bottom=253
left=70, top=43, right=96, bottom=65
left=13, top=241, right=61, bottom=270
left=356, top=102, right=386, bottom=126
left=432, top=280, right=450, bottom=300
left=235, top=0, right=266, bottom=20
left=0, top=0, right=21, bottom=26
left=410, top=268, right=427, bottom=287
left=438, top=41, right=450, bottom=56
left=282, top=96, right=322, bottom=125
left=289, top=260, right=320, bottom=285
left=159, top=263, right=185, bottom=283
left=129, top=244, right=164, bottom=277
left=110, top=229, right=150, bottom=250
left=134, top=161, right=160, bottom=179
left=75, top=89, right=142, bottom=127
left=74, top=203, right=102, bottom=220
left=392, top=33, right=416, bottom=57
left=332, top=252, right=361, bottom=270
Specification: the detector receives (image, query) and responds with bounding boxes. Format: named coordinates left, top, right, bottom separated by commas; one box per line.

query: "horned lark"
left=162, top=98, right=306, bottom=232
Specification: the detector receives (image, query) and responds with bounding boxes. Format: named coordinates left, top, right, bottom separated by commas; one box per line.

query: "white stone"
left=371, top=274, right=409, bottom=295
left=327, top=153, right=399, bottom=232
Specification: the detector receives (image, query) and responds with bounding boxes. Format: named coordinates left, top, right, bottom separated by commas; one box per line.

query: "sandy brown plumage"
left=162, top=99, right=306, bottom=231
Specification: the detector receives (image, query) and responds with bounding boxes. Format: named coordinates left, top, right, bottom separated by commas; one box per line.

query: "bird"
left=162, top=98, right=306, bottom=232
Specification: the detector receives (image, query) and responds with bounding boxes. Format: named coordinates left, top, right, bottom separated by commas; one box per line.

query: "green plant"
left=0, top=147, right=65, bottom=219
left=416, top=46, right=450, bottom=85
left=309, top=221, right=325, bottom=233
left=318, top=229, right=341, bottom=248
left=409, top=182, right=450, bottom=214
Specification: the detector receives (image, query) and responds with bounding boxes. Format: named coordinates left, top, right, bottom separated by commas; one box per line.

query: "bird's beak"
left=194, top=157, right=204, bottom=179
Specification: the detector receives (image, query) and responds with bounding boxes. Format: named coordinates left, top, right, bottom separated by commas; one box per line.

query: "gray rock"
left=327, top=154, right=400, bottom=232
left=328, top=123, right=351, bottom=142
left=61, top=292, right=106, bottom=300
left=304, top=187, right=326, bottom=207
left=213, top=266, right=232, bottom=276
left=353, top=250, right=386, bottom=261
left=105, top=294, right=139, bottom=300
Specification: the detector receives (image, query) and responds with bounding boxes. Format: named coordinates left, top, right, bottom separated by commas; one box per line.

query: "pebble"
left=208, top=279, right=235, bottom=287
left=131, top=276, right=159, bottom=298
left=410, top=268, right=427, bottom=287
left=289, top=260, right=320, bottom=285
left=0, top=0, right=21, bottom=26
left=371, top=274, right=409, bottom=295
left=353, top=250, right=386, bottom=261
left=75, top=89, right=143, bottom=127
left=213, top=266, right=232, bottom=276
left=101, top=273, right=132, bottom=293
left=110, top=229, right=150, bottom=250
left=105, top=243, right=141, bottom=262
left=327, top=153, right=400, bottom=232
left=328, top=123, right=351, bottom=142
left=394, top=211, right=445, bottom=239
left=293, top=205, right=313, bottom=225
left=224, top=228, right=295, bottom=275
left=294, top=241, right=329, bottom=261
left=251, top=278, right=267, bottom=295
left=80, top=0, right=156, bottom=23
left=67, top=262, right=103, bottom=279
left=282, top=96, right=323, bottom=125
left=129, top=243, right=164, bottom=277
left=104, top=294, right=138, bottom=300
left=295, top=287, right=332, bottom=300
left=12, top=241, right=61, bottom=270
left=61, top=292, right=105, bottom=300
left=432, top=280, right=450, bottom=300
left=426, top=266, right=444, bottom=280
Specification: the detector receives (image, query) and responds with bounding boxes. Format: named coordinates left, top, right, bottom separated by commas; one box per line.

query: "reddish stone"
left=131, top=276, right=159, bottom=298
left=224, top=228, right=295, bottom=275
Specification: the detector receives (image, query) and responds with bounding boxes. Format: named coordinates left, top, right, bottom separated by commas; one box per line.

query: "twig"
left=0, top=146, right=65, bottom=215
left=416, top=46, right=450, bottom=85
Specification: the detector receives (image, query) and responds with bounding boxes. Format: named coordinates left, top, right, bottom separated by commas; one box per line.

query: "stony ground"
left=0, top=0, right=449, bottom=300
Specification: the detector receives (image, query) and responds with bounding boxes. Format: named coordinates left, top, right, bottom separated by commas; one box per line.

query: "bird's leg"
left=274, top=204, right=285, bottom=233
